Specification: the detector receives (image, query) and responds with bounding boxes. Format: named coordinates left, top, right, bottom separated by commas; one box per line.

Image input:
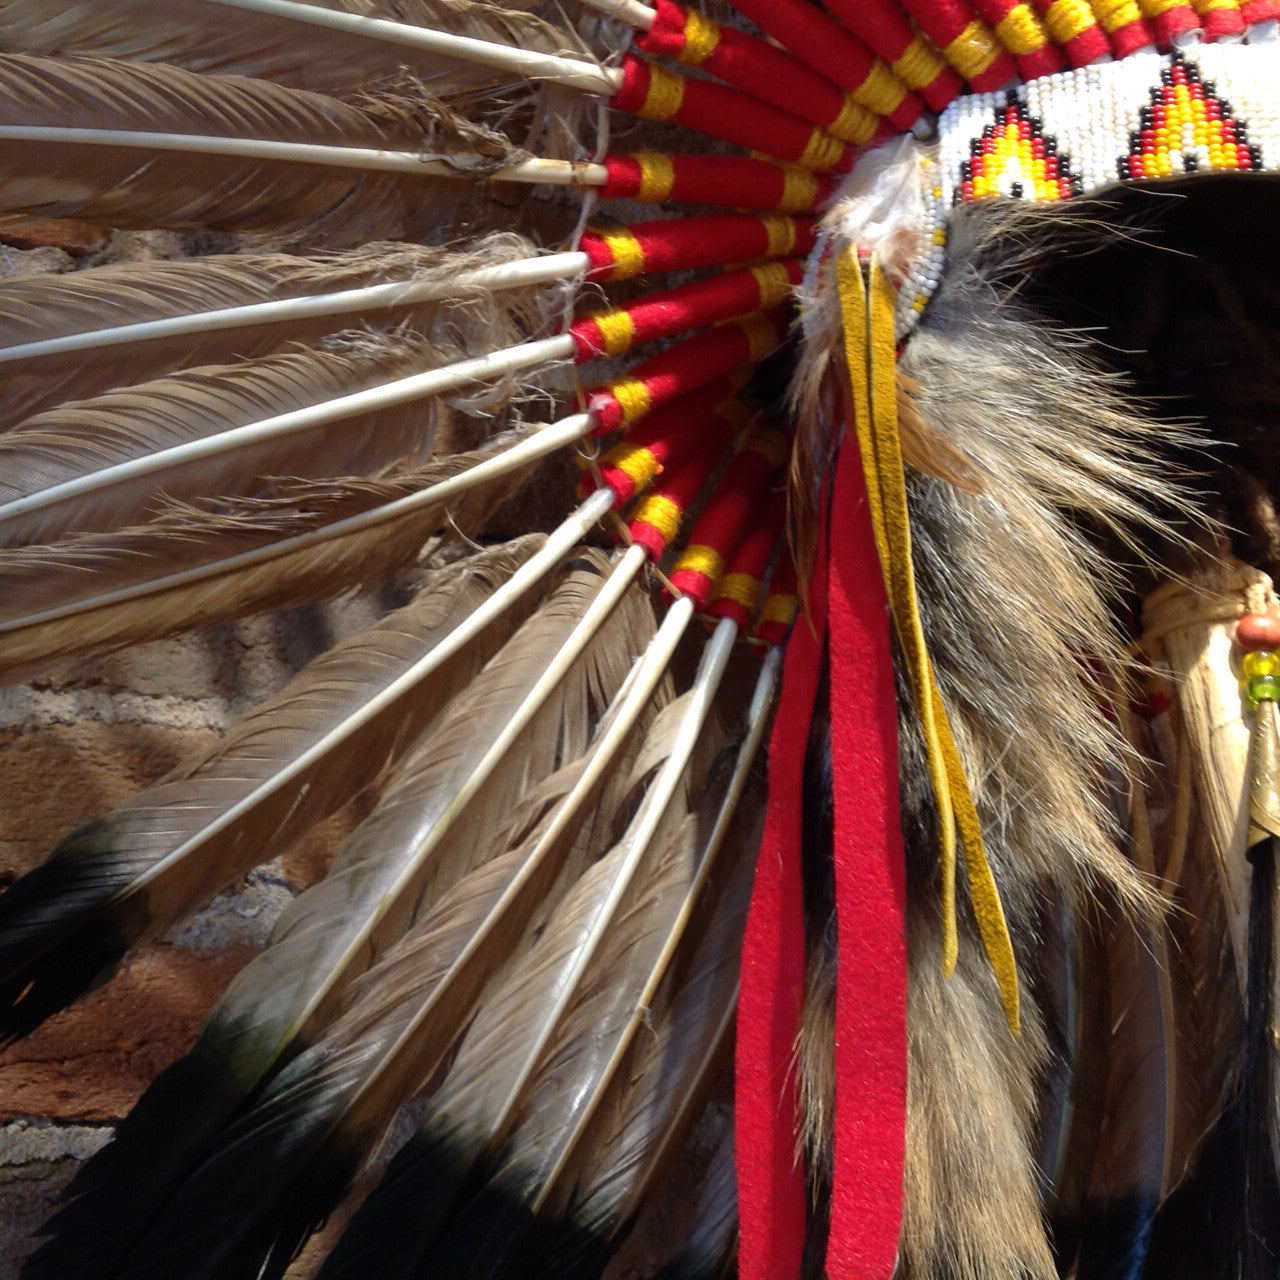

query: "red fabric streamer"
left=570, top=261, right=801, bottom=362
left=819, top=0, right=963, bottom=110
left=638, top=0, right=922, bottom=137
left=612, top=56, right=855, bottom=170
left=588, top=308, right=788, bottom=435
left=707, top=487, right=788, bottom=629
left=594, top=374, right=749, bottom=505
left=581, top=214, right=818, bottom=282
left=824, top=437, right=909, bottom=1280
left=601, top=153, right=833, bottom=211
left=736, top=529, right=826, bottom=1280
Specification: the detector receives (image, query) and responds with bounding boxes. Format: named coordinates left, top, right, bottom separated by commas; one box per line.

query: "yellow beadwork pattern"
left=961, top=102, right=1076, bottom=201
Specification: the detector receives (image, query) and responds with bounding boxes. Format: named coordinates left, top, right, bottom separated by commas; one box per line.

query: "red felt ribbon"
left=737, top=425, right=907, bottom=1278
left=825, top=427, right=908, bottom=1280
left=735, top=522, right=827, bottom=1280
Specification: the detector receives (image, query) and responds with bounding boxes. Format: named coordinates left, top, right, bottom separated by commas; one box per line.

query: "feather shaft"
left=0, top=125, right=606, bottom=183
left=203, top=0, right=623, bottom=94
left=574, top=0, right=656, bottom=27
left=0, top=252, right=586, bottom=369
left=0, top=334, right=574, bottom=538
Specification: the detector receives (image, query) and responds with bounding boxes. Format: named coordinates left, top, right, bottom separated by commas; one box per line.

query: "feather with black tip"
left=0, top=538, right=539, bottom=1044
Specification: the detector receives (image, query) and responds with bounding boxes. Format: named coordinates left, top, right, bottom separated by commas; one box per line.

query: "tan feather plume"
left=0, top=54, right=526, bottom=243
left=0, top=0, right=601, bottom=100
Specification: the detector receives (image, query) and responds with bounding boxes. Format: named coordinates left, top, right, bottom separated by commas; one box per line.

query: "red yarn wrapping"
left=612, top=56, right=854, bottom=170
left=639, top=0, right=921, bottom=136
left=707, top=487, right=787, bottom=629
left=581, top=214, right=818, bottom=282
left=1105, top=9, right=1158, bottom=56
left=601, top=153, right=834, bottom=211
left=1028, top=0, right=1110, bottom=63
left=753, top=551, right=799, bottom=645
left=969, top=0, right=1065, bottom=77
left=820, top=0, right=963, bottom=110
left=668, top=429, right=785, bottom=608
left=1143, top=0, right=1201, bottom=44
left=570, top=261, right=802, bottom=362
left=588, top=308, right=788, bottom=435
left=726, top=0, right=936, bottom=122
left=1192, top=0, right=1244, bottom=40
left=1241, top=0, right=1280, bottom=23
left=895, top=0, right=1017, bottom=90
left=627, top=429, right=735, bottom=559
left=595, top=375, right=748, bottom=505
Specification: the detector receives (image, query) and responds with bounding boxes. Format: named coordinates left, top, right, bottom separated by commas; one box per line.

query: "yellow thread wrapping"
left=893, top=36, right=945, bottom=89
left=779, top=165, right=819, bottom=212
left=632, top=493, right=682, bottom=541
left=1043, top=0, right=1096, bottom=42
left=828, top=95, right=879, bottom=145
left=1088, top=0, right=1144, bottom=29
left=1138, top=0, right=1184, bottom=12
left=597, top=227, right=645, bottom=280
left=943, top=18, right=1002, bottom=80
left=640, top=65, right=686, bottom=122
left=715, top=571, right=760, bottom=609
left=995, top=4, right=1050, bottom=52
left=608, top=377, right=653, bottom=426
left=836, top=246, right=1021, bottom=1034
left=604, top=442, right=660, bottom=491
left=852, top=60, right=907, bottom=118
left=738, top=423, right=791, bottom=470
left=589, top=308, right=638, bottom=358
left=760, top=591, right=798, bottom=625
left=635, top=152, right=675, bottom=202
left=737, top=313, right=780, bottom=363
left=798, top=129, right=844, bottom=171
left=750, top=263, right=795, bottom=310
left=1190, top=0, right=1240, bottom=12
left=678, top=9, right=721, bottom=63
left=675, top=543, right=724, bottom=583
left=761, top=214, right=797, bottom=258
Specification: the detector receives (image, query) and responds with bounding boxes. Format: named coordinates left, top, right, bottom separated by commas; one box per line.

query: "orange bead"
left=1235, top=612, right=1280, bottom=652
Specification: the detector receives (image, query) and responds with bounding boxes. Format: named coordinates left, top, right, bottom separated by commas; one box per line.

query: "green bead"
left=1243, top=650, right=1280, bottom=679
left=1246, top=674, right=1280, bottom=708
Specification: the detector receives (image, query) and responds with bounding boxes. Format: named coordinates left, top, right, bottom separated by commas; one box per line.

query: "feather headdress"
left=2, top=1, right=1280, bottom=1278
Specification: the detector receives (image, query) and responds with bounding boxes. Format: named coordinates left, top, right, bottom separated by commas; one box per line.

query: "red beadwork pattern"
left=1119, top=53, right=1260, bottom=181
left=956, top=99, right=1083, bottom=202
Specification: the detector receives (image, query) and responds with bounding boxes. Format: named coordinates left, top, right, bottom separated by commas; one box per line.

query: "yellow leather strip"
left=837, top=246, right=1020, bottom=1033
